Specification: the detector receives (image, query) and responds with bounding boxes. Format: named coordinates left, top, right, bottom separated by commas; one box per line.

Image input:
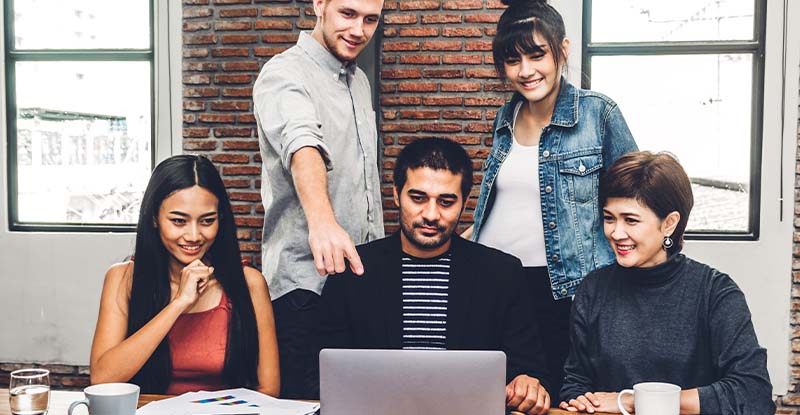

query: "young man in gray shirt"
left=252, top=0, right=385, bottom=398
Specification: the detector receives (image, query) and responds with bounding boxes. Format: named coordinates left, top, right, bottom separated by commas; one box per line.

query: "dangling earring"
left=662, top=235, right=674, bottom=250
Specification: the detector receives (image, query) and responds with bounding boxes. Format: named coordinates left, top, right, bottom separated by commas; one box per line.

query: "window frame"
left=4, top=0, right=156, bottom=232
left=581, top=0, right=768, bottom=241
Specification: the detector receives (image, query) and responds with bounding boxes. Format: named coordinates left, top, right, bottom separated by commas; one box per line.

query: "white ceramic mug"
left=68, top=383, right=140, bottom=415
left=617, top=382, right=680, bottom=415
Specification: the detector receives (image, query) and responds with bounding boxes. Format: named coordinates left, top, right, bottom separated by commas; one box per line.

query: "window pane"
left=591, top=54, right=753, bottom=233
left=15, top=61, right=151, bottom=225
left=591, top=0, right=754, bottom=42
left=13, top=0, right=149, bottom=50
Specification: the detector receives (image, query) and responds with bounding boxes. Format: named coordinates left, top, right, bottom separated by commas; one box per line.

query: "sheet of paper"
left=136, top=388, right=319, bottom=415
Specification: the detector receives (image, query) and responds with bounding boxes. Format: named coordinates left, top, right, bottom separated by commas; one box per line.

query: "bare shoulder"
left=104, top=261, right=134, bottom=289
left=243, top=266, right=269, bottom=297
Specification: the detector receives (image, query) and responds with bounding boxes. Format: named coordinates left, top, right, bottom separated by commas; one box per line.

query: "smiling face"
left=157, top=185, right=219, bottom=270
left=311, top=0, right=383, bottom=63
left=602, top=197, right=680, bottom=268
left=502, top=32, right=568, bottom=109
left=394, top=167, right=465, bottom=258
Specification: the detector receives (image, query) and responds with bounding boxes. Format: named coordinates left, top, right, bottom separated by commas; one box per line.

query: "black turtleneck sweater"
left=559, top=254, right=774, bottom=414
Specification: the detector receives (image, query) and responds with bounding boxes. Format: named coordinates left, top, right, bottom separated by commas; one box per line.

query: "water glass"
left=9, top=369, right=50, bottom=415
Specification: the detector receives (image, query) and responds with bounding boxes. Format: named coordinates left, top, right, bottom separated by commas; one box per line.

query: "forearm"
left=679, top=388, right=700, bottom=414
left=291, top=147, right=335, bottom=225
left=91, top=301, right=187, bottom=384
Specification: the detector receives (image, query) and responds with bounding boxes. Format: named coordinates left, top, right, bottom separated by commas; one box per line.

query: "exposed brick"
left=443, top=109, right=483, bottom=119
left=262, top=33, right=300, bottom=43
left=384, top=14, right=418, bottom=24
left=215, top=74, right=252, bottom=84
left=466, top=68, right=497, bottom=78
left=212, top=154, right=250, bottom=164
left=214, top=127, right=253, bottom=137
left=381, top=96, right=423, bottom=106
left=422, top=40, right=462, bottom=51
left=398, top=1, right=440, bottom=11
left=422, top=14, right=461, bottom=24
left=399, top=110, right=440, bottom=120
left=214, top=21, right=252, bottom=31
left=213, top=0, right=250, bottom=3
left=199, top=114, right=236, bottom=123
left=381, top=69, right=422, bottom=79
left=422, top=69, right=463, bottom=78
left=400, top=54, right=441, bottom=64
left=184, top=21, right=211, bottom=32
left=464, top=13, right=501, bottom=23
left=399, top=27, right=439, bottom=37
left=184, top=140, right=218, bottom=150
left=211, top=101, right=250, bottom=111
left=223, top=140, right=260, bottom=150
left=184, top=128, right=211, bottom=138
left=184, top=34, right=217, bottom=45
left=261, top=6, right=300, bottom=16
left=222, top=34, right=258, bottom=44
left=223, top=166, right=261, bottom=176
left=384, top=41, right=420, bottom=51
left=184, top=62, right=219, bottom=71
left=440, top=82, right=481, bottom=92
left=219, top=8, right=257, bottom=17
left=222, top=87, right=253, bottom=97
left=442, top=27, right=483, bottom=37
left=465, top=40, right=493, bottom=51
left=398, top=82, right=438, bottom=92
left=212, top=47, right=250, bottom=57
left=183, top=74, right=211, bottom=85
left=229, top=192, right=262, bottom=202
left=184, top=8, right=213, bottom=19
left=464, top=97, right=505, bottom=106
left=222, top=61, right=261, bottom=71
left=423, top=96, right=463, bottom=106
left=184, top=87, right=219, bottom=97
left=254, top=46, right=290, bottom=57
left=254, top=20, right=293, bottom=30
left=183, top=48, right=210, bottom=58
left=442, top=54, right=483, bottom=64
left=442, top=0, right=482, bottom=9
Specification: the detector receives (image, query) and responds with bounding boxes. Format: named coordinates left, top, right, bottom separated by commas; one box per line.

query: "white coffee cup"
left=617, top=382, right=680, bottom=415
left=68, top=383, right=140, bottom=415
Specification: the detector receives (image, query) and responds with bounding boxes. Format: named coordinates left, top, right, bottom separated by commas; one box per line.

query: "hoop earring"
left=662, top=235, right=674, bottom=250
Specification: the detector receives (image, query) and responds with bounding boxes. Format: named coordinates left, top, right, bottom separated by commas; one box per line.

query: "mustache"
left=413, top=220, right=446, bottom=232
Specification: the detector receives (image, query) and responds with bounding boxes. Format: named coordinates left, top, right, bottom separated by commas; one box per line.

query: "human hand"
left=307, top=219, right=363, bottom=276
left=559, top=391, right=627, bottom=413
left=506, top=374, right=550, bottom=415
left=173, top=259, right=215, bottom=310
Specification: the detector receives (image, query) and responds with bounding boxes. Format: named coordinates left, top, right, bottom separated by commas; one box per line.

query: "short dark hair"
left=393, top=137, right=473, bottom=200
left=600, top=151, right=694, bottom=254
left=493, top=0, right=567, bottom=79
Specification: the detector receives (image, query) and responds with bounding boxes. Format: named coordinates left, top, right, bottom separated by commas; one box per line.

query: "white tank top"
left=477, top=102, right=547, bottom=266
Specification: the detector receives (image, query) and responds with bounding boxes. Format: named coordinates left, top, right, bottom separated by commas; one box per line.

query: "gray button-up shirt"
left=253, top=31, right=384, bottom=300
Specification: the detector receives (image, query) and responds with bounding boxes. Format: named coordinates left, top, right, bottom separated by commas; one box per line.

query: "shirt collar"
left=297, top=31, right=357, bottom=81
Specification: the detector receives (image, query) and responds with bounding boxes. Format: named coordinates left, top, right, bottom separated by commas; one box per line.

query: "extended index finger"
left=344, top=242, right=364, bottom=275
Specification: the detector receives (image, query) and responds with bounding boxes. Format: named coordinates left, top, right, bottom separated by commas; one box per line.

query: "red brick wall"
left=182, top=0, right=512, bottom=266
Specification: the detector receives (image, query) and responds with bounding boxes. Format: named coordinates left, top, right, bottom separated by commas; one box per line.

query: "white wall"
left=0, top=0, right=182, bottom=365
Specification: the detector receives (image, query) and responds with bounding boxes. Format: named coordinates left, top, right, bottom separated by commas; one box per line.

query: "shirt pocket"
left=558, top=153, right=602, bottom=204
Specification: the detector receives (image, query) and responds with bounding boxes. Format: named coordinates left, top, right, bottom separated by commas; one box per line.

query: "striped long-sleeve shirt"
left=401, top=253, right=451, bottom=350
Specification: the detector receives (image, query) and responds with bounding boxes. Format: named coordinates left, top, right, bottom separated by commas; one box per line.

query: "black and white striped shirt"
left=401, top=252, right=451, bottom=350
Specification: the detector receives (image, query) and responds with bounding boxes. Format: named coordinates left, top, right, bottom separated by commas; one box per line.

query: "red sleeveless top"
left=166, top=290, right=231, bottom=394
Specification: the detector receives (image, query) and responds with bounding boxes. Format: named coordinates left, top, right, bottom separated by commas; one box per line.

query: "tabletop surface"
left=0, top=389, right=612, bottom=415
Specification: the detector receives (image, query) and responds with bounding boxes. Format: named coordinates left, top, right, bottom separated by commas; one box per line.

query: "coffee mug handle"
left=617, top=389, right=634, bottom=415
left=68, top=398, right=89, bottom=415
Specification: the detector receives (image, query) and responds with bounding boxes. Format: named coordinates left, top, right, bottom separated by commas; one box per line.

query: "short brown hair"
left=600, top=151, right=694, bottom=254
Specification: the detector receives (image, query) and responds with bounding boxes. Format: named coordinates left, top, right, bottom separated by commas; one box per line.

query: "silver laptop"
left=320, top=349, right=506, bottom=415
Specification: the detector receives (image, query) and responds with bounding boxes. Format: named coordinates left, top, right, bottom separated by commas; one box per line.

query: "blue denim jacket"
left=472, top=78, right=637, bottom=300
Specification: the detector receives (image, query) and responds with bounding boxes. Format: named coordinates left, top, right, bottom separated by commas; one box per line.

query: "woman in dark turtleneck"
left=558, top=152, right=774, bottom=414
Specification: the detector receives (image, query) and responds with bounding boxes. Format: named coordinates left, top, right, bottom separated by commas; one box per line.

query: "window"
left=582, top=0, right=766, bottom=238
left=5, top=0, right=154, bottom=230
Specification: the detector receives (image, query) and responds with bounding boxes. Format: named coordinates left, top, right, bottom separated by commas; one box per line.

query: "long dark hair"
left=127, top=154, right=259, bottom=393
left=493, top=0, right=567, bottom=79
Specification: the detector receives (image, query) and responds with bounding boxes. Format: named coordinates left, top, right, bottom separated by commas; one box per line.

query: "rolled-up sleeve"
left=253, top=68, right=333, bottom=172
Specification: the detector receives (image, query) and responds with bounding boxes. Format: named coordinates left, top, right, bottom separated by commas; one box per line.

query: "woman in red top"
left=89, top=155, right=280, bottom=396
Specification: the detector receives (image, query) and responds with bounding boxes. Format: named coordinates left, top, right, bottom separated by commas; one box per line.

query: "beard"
left=322, top=29, right=360, bottom=63
left=399, top=218, right=455, bottom=252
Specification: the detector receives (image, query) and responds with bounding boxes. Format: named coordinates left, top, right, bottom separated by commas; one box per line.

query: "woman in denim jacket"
left=463, top=0, right=637, bottom=402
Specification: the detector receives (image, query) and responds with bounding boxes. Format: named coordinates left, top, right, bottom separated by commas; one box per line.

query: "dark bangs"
left=492, top=18, right=565, bottom=79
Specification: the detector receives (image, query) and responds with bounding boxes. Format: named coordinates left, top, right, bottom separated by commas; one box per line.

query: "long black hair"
left=493, top=0, right=567, bottom=79
left=127, top=154, right=259, bottom=393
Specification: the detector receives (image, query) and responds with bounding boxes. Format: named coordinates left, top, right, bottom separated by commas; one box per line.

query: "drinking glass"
left=9, top=369, right=50, bottom=415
